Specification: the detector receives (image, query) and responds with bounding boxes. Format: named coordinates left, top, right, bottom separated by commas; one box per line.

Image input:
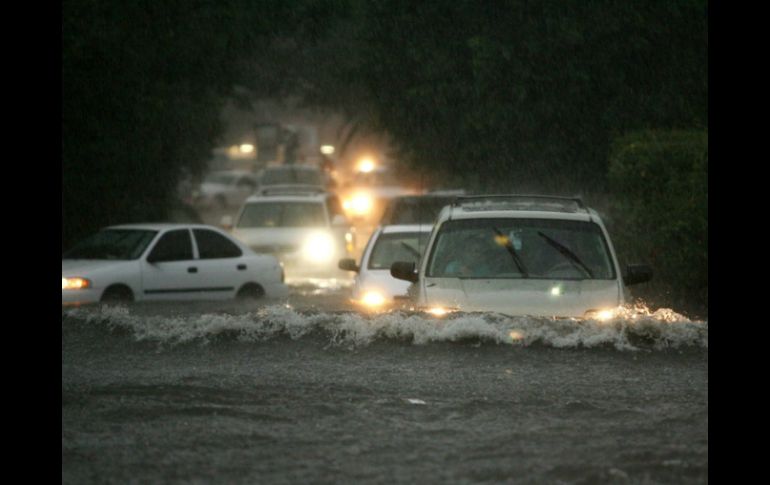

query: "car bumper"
left=263, top=282, right=290, bottom=299
left=62, top=288, right=102, bottom=306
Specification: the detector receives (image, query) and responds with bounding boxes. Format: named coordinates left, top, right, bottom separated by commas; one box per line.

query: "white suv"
left=390, top=195, right=652, bottom=318
left=230, top=191, right=355, bottom=282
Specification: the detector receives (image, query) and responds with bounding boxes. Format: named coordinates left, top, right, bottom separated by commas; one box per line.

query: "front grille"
left=250, top=244, right=299, bottom=254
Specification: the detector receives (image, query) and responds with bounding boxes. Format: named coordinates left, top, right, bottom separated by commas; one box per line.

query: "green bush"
left=606, top=129, right=707, bottom=315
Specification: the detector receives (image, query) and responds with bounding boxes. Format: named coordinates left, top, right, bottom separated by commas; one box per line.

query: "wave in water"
left=62, top=304, right=707, bottom=351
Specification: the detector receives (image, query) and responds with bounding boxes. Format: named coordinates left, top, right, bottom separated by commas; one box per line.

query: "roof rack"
left=257, top=184, right=327, bottom=196
left=451, top=194, right=587, bottom=213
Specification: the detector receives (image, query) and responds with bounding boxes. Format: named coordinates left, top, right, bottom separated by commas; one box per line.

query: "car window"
left=426, top=218, right=615, bottom=279
left=147, top=229, right=193, bottom=262
left=193, top=229, right=243, bottom=259
left=237, top=201, right=327, bottom=228
left=367, top=232, right=431, bottom=270
left=63, top=229, right=158, bottom=260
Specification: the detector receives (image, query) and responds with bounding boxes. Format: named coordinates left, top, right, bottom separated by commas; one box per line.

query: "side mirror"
left=331, top=214, right=348, bottom=226
left=338, top=258, right=359, bottom=272
left=391, top=261, right=418, bottom=283
left=220, top=215, right=233, bottom=230
left=623, top=264, right=653, bottom=286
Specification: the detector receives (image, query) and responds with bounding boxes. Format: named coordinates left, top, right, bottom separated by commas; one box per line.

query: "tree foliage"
left=62, top=0, right=347, bottom=249
left=607, top=129, right=708, bottom=312
left=321, top=0, right=708, bottom=192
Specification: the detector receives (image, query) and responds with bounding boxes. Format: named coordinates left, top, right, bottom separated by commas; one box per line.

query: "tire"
left=100, top=285, right=134, bottom=304
left=236, top=283, right=265, bottom=301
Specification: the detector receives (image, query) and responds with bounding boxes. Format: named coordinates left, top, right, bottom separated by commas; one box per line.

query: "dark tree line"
left=63, top=0, right=707, bottom=247
left=62, top=0, right=347, bottom=249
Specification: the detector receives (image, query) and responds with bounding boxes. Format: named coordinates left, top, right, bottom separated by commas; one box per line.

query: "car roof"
left=105, top=223, right=225, bottom=232
left=244, top=193, right=328, bottom=203
left=379, top=224, right=435, bottom=234
left=262, top=164, right=320, bottom=172
left=437, top=195, right=601, bottom=223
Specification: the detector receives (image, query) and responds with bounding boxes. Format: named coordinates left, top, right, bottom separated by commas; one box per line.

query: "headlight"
left=360, top=291, right=386, bottom=307
left=584, top=308, right=616, bottom=322
left=424, top=306, right=458, bottom=317
left=344, top=193, right=373, bottom=216
left=62, top=277, right=90, bottom=290
left=301, top=233, right=335, bottom=263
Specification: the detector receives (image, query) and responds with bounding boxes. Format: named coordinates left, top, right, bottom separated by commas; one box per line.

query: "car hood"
left=422, top=277, right=622, bottom=318
left=62, top=259, right=132, bottom=276
left=354, top=270, right=411, bottom=299
left=232, top=227, right=330, bottom=250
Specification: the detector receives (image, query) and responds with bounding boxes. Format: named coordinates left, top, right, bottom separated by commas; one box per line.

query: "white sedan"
left=62, top=223, right=289, bottom=305
left=338, top=224, right=432, bottom=309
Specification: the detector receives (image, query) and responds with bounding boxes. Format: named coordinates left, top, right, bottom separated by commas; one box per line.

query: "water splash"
left=62, top=303, right=706, bottom=351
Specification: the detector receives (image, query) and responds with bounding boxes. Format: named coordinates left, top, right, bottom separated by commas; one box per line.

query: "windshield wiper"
left=399, top=242, right=421, bottom=258
left=492, top=227, right=529, bottom=278
left=537, top=231, right=594, bottom=278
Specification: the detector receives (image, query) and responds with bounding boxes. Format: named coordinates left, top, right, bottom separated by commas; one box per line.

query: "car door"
left=191, top=228, right=248, bottom=299
left=141, top=228, right=206, bottom=300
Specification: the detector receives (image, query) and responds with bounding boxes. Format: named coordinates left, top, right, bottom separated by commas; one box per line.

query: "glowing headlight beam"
left=302, top=233, right=335, bottom=263
left=358, top=158, right=376, bottom=173
left=361, top=291, right=386, bottom=307
left=62, top=277, right=90, bottom=290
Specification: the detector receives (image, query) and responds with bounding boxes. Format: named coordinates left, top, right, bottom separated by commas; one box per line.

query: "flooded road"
left=62, top=281, right=707, bottom=484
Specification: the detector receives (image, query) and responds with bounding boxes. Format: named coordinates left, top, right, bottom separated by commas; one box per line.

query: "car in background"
left=389, top=195, right=653, bottom=319
left=229, top=191, right=355, bottom=282
left=338, top=224, right=432, bottom=309
left=62, top=223, right=289, bottom=305
left=193, top=170, right=258, bottom=210
left=340, top=166, right=418, bottom=224
left=379, top=192, right=465, bottom=226
left=255, top=164, right=330, bottom=194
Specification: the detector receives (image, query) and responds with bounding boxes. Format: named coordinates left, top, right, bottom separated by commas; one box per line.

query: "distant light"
left=321, top=145, right=335, bottom=155
left=358, top=157, right=376, bottom=173
left=239, top=144, right=255, bottom=154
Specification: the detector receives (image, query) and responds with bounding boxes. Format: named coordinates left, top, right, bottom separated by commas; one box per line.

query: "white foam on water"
left=62, top=303, right=707, bottom=351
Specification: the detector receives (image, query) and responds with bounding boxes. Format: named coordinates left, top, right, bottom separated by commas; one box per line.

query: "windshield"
left=367, top=231, right=431, bottom=270
left=63, top=229, right=158, bottom=260
left=261, top=168, right=322, bottom=186
left=237, top=202, right=327, bottom=228
left=426, top=218, right=615, bottom=279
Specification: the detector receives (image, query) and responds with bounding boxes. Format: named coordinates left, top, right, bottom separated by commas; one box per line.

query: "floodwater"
left=62, top=285, right=707, bottom=484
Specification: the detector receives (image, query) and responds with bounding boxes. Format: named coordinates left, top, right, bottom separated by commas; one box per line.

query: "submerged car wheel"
left=236, top=283, right=265, bottom=301
left=100, top=285, right=134, bottom=304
